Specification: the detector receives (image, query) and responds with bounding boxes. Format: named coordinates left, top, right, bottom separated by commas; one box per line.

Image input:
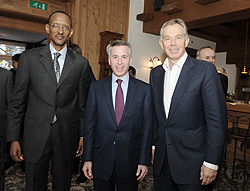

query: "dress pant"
left=0, top=135, right=6, bottom=191
left=154, top=149, right=208, bottom=191
left=25, top=122, right=75, bottom=191
left=93, top=164, right=138, bottom=191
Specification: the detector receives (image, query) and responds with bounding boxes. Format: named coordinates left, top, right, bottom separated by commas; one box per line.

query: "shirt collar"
left=162, top=52, right=188, bottom=71
left=49, top=43, right=67, bottom=59
left=112, top=72, right=129, bottom=85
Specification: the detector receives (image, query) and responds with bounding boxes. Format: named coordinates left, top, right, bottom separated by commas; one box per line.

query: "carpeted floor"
left=4, top=161, right=250, bottom=191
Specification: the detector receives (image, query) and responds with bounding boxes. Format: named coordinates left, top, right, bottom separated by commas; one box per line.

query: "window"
left=0, top=40, right=26, bottom=70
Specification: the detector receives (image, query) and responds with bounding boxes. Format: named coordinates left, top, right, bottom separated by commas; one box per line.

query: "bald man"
left=196, top=46, right=228, bottom=97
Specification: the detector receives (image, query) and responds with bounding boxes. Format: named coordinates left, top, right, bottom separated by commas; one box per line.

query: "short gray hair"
left=160, top=18, right=189, bottom=41
left=106, top=40, right=132, bottom=58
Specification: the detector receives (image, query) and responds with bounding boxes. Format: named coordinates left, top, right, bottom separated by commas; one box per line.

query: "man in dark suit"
left=0, top=67, right=13, bottom=191
left=82, top=40, right=153, bottom=191
left=196, top=46, right=228, bottom=97
left=7, top=11, right=89, bottom=191
left=150, top=19, right=227, bottom=191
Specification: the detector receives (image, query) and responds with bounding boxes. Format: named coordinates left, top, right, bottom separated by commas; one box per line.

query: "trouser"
left=25, top=122, right=75, bottom=191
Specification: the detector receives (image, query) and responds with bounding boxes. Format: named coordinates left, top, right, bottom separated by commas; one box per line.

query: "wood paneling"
left=70, top=0, right=130, bottom=79
left=140, top=0, right=250, bottom=35
left=0, top=16, right=45, bottom=34
left=0, top=0, right=130, bottom=79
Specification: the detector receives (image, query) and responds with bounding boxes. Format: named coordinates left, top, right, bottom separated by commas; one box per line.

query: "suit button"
left=55, top=106, right=57, bottom=110
left=166, top=126, right=168, bottom=129
left=116, top=130, right=119, bottom=134
left=56, top=89, right=59, bottom=93
left=113, top=141, right=116, bottom=145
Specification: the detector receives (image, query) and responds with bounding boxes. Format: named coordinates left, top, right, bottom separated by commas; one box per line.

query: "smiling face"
left=109, top=45, right=132, bottom=78
left=159, top=23, right=189, bottom=67
left=45, top=12, right=73, bottom=51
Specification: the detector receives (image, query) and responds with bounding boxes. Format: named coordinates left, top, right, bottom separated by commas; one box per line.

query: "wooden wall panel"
left=0, top=0, right=130, bottom=79
left=0, top=0, right=65, bottom=23
left=70, top=0, right=130, bottom=79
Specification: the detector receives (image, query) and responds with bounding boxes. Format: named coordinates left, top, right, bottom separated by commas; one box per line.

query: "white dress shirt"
left=49, top=43, right=67, bottom=75
left=162, top=52, right=218, bottom=171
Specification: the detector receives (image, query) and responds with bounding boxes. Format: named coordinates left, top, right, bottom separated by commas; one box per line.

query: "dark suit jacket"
left=150, top=56, right=227, bottom=184
left=83, top=75, right=153, bottom=183
left=0, top=68, right=13, bottom=137
left=218, top=73, right=228, bottom=97
left=7, top=45, right=89, bottom=164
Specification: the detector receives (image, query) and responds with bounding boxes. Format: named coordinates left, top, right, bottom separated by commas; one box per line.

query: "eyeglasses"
left=49, top=23, right=71, bottom=31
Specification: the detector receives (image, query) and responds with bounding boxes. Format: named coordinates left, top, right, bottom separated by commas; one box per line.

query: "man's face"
left=45, top=13, right=73, bottom=51
left=109, top=45, right=132, bottom=78
left=198, top=48, right=216, bottom=64
left=12, top=60, right=18, bottom=70
left=159, top=24, right=189, bottom=65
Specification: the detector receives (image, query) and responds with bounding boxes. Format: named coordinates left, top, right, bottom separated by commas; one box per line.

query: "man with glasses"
left=7, top=11, right=90, bottom=191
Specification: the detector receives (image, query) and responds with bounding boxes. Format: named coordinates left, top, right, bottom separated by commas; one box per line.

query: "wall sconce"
left=242, top=65, right=248, bottom=74
left=148, top=56, right=162, bottom=69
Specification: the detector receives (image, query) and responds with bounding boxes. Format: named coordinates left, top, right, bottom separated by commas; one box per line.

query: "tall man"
left=0, top=67, right=13, bottom=191
left=7, top=11, right=89, bottom=191
left=196, top=46, right=228, bottom=97
left=83, top=40, right=153, bottom=191
left=150, top=19, right=227, bottom=191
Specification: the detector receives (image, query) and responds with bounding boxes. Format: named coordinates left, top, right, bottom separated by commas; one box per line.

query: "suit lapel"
left=104, top=76, right=117, bottom=127
left=58, top=49, right=76, bottom=87
left=40, top=45, right=57, bottom=85
left=167, top=56, right=194, bottom=122
left=118, top=76, right=136, bottom=128
left=154, top=66, right=167, bottom=123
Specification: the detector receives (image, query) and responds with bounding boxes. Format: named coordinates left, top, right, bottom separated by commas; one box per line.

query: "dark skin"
left=10, top=12, right=83, bottom=161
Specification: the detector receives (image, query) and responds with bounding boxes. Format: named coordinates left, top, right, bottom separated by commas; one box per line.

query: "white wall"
left=128, top=0, right=236, bottom=94
left=128, top=0, right=164, bottom=83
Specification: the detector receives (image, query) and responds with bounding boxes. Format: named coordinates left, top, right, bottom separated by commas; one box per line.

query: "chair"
left=224, top=114, right=250, bottom=190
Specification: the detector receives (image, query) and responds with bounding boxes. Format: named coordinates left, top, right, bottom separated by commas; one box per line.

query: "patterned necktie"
left=115, top=79, right=124, bottom=125
left=53, top=52, right=61, bottom=83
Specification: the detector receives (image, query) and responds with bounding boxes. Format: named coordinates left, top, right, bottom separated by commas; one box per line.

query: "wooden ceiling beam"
left=188, top=30, right=225, bottom=42
left=195, top=0, right=221, bottom=5
left=202, top=25, right=246, bottom=39
left=140, top=0, right=250, bottom=36
left=0, top=16, right=45, bottom=34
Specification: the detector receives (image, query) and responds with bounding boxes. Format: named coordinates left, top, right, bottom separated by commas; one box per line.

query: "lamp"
left=241, top=19, right=249, bottom=74
left=148, top=56, right=162, bottom=69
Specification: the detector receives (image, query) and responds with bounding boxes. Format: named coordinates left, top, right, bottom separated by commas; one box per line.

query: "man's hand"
left=83, top=161, right=93, bottom=180
left=10, top=141, right=24, bottom=162
left=200, top=165, right=217, bottom=185
left=151, top=148, right=155, bottom=164
left=76, top=138, right=83, bottom=157
left=136, top=165, right=148, bottom=180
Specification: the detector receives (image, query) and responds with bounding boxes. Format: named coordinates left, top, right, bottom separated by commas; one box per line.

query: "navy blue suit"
left=150, top=56, right=227, bottom=186
left=83, top=75, right=153, bottom=184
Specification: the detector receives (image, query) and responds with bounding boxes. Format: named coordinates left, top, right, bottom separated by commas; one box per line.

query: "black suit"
left=218, top=73, right=228, bottom=97
left=0, top=67, right=13, bottom=190
left=7, top=44, right=89, bottom=191
left=150, top=56, right=227, bottom=190
left=83, top=75, right=153, bottom=190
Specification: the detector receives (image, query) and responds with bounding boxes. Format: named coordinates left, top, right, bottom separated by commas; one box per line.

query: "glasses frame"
left=49, top=23, right=71, bottom=31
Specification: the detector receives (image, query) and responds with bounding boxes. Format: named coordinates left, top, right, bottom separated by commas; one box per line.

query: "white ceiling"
left=0, top=26, right=47, bottom=44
